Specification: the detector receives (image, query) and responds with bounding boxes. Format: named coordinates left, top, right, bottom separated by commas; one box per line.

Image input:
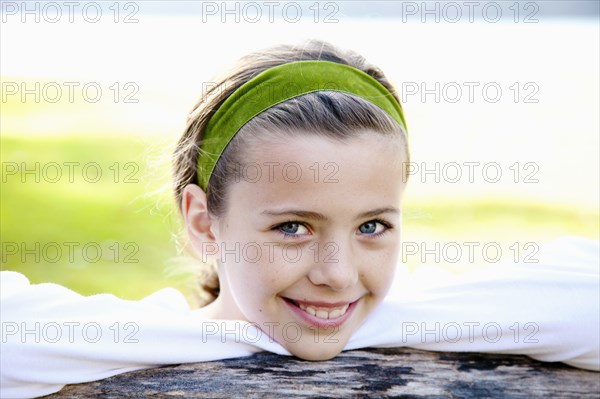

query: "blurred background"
left=1, top=1, right=598, bottom=304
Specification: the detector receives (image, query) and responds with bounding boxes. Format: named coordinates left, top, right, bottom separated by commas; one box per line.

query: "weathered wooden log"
left=47, top=348, right=599, bottom=398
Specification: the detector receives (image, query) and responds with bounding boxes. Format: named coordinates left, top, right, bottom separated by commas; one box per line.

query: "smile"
left=283, top=297, right=359, bottom=328
left=296, top=302, right=350, bottom=319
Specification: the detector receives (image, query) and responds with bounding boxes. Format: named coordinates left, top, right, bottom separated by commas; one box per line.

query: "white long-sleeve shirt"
left=2, top=236, right=598, bottom=398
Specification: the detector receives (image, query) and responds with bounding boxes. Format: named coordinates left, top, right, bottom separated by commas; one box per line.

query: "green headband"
left=197, top=60, right=407, bottom=190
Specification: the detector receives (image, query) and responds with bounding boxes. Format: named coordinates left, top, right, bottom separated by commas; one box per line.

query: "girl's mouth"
left=295, top=301, right=350, bottom=319
left=282, top=297, right=359, bottom=328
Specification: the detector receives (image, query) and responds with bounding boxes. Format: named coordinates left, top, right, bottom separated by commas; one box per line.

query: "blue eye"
left=359, top=221, right=377, bottom=234
left=358, top=220, right=390, bottom=236
left=280, top=222, right=300, bottom=234
left=277, top=222, right=309, bottom=237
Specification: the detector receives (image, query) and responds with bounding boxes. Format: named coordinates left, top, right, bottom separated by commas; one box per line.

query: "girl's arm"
left=348, top=236, right=600, bottom=371
left=0, top=272, right=287, bottom=399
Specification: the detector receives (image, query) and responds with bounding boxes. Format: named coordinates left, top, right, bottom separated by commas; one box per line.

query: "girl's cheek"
left=242, top=259, right=305, bottom=293
left=368, top=250, right=399, bottom=292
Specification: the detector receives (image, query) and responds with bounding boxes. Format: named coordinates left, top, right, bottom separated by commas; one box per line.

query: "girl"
left=1, top=39, right=598, bottom=398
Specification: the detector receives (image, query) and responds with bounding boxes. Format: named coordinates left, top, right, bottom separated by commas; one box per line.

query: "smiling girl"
left=2, top=39, right=598, bottom=398
left=175, top=41, right=409, bottom=360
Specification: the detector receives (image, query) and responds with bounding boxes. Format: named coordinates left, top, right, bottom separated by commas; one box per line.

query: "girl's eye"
left=358, top=220, right=390, bottom=236
left=278, top=222, right=309, bottom=236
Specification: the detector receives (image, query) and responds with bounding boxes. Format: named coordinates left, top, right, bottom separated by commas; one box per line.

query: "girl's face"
left=191, top=131, right=406, bottom=360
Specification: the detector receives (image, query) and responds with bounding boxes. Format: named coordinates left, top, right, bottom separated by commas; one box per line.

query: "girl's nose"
left=307, top=240, right=359, bottom=291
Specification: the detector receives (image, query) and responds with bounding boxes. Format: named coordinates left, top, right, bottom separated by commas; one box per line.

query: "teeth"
left=295, top=302, right=350, bottom=319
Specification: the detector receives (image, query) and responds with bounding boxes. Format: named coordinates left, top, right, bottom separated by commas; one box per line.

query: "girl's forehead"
left=250, top=130, right=404, bottom=163
left=245, top=133, right=405, bottom=179
left=228, top=132, right=406, bottom=212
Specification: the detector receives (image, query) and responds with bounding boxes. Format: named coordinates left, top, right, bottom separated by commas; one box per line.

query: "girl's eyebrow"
left=358, top=207, right=400, bottom=220
left=260, top=207, right=399, bottom=221
left=260, top=210, right=328, bottom=221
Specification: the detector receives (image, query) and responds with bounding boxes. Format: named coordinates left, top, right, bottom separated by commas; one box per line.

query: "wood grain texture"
left=47, top=348, right=600, bottom=398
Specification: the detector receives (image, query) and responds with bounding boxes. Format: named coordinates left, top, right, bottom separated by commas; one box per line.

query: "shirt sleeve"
left=347, top=236, right=600, bottom=371
left=0, top=272, right=288, bottom=399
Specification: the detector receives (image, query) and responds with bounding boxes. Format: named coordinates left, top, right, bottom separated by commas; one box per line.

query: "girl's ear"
left=181, top=184, right=219, bottom=258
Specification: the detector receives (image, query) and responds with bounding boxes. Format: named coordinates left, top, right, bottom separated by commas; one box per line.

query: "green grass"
left=403, top=199, right=599, bottom=240
left=401, top=198, right=599, bottom=273
left=1, top=135, right=198, bottom=302
left=2, top=135, right=598, bottom=301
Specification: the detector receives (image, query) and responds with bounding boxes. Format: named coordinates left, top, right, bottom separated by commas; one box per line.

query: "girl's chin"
left=283, top=341, right=346, bottom=361
left=274, top=327, right=353, bottom=361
